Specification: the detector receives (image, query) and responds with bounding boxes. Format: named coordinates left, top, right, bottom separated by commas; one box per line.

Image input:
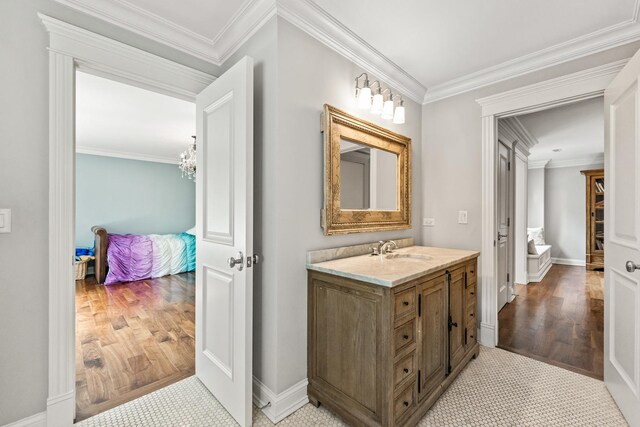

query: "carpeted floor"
left=76, top=346, right=628, bottom=426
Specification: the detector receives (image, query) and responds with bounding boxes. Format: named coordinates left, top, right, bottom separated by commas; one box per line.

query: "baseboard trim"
left=252, top=377, right=309, bottom=424
left=2, top=412, right=46, bottom=427
left=551, top=257, right=586, bottom=267
left=480, top=322, right=496, bottom=348
left=46, top=391, right=74, bottom=427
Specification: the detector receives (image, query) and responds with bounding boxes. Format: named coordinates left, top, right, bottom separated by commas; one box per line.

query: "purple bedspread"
left=105, top=234, right=153, bottom=285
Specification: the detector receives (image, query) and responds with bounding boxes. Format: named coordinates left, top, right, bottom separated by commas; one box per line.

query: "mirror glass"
left=339, top=139, right=398, bottom=210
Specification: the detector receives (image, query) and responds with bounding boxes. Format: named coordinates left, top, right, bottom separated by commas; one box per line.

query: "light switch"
left=423, top=218, right=435, bottom=227
left=0, top=209, right=11, bottom=233
left=458, top=210, right=468, bottom=224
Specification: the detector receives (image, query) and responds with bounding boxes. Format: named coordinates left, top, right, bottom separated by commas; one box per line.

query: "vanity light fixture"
left=355, top=73, right=372, bottom=109
left=370, top=81, right=384, bottom=114
left=381, top=91, right=395, bottom=120
left=354, top=73, right=406, bottom=124
left=393, top=96, right=405, bottom=124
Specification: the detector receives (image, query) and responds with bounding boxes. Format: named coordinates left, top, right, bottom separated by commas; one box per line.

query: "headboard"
left=91, top=226, right=108, bottom=284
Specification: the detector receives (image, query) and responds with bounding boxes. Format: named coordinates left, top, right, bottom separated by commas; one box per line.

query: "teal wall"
left=76, top=153, right=195, bottom=247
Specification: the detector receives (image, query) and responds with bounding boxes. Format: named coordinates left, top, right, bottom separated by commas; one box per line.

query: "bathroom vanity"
left=307, top=245, right=480, bottom=427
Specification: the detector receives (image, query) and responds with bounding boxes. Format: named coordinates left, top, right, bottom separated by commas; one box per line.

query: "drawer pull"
left=403, top=368, right=409, bottom=374
left=470, top=292, right=474, bottom=295
left=403, top=401, right=409, bottom=407
left=402, top=301, right=409, bottom=306
left=469, top=313, right=474, bottom=317
left=403, top=334, right=409, bottom=340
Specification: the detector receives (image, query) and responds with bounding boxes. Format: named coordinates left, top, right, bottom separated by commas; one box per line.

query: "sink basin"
left=384, top=253, right=432, bottom=261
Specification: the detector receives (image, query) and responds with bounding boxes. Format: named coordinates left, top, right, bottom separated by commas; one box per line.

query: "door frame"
left=496, top=139, right=515, bottom=311
left=40, top=14, right=215, bottom=426
left=475, top=59, right=628, bottom=347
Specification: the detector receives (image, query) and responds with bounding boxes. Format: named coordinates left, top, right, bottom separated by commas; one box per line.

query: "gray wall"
left=0, top=1, right=219, bottom=424
left=272, top=18, right=423, bottom=393
left=75, top=154, right=195, bottom=247
left=528, top=168, right=545, bottom=229
left=545, top=164, right=603, bottom=261
left=421, top=42, right=640, bottom=327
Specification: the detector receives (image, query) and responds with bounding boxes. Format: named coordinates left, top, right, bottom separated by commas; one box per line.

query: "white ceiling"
left=313, top=0, right=635, bottom=88
left=55, top=0, right=640, bottom=103
left=76, top=71, right=195, bottom=163
left=517, top=97, right=604, bottom=163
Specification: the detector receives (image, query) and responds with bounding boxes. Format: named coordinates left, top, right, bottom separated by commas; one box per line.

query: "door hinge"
left=507, top=217, right=510, bottom=227
left=418, top=293, right=422, bottom=317
left=508, top=161, right=511, bottom=171
left=507, top=273, right=510, bottom=283
left=417, top=370, right=421, bottom=393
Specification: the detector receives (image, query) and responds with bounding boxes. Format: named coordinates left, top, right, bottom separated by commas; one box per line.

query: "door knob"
left=228, top=252, right=244, bottom=271
left=626, top=261, right=640, bottom=273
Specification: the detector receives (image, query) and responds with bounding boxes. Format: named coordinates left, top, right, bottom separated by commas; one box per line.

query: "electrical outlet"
left=0, top=209, right=11, bottom=233
left=423, top=217, right=435, bottom=227
left=458, top=210, right=468, bottom=224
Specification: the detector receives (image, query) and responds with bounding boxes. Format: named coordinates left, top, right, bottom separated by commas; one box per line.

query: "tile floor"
left=77, top=346, right=628, bottom=426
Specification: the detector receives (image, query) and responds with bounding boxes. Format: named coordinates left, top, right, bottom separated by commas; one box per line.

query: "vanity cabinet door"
left=417, top=275, right=447, bottom=400
left=448, top=267, right=466, bottom=371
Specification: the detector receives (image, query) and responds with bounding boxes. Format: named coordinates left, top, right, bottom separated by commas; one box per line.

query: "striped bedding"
left=104, top=232, right=196, bottom=285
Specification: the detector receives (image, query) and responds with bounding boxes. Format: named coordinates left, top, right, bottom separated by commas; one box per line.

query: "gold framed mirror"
left=321, top=104, right=411, bottom=235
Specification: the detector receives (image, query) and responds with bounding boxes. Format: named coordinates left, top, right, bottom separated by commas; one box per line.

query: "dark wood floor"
left=498, top=264, right=604, bottom=379
left=75, top=273, right=195, bottom=421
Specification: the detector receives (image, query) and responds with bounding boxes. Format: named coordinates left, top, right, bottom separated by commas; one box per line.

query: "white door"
left=497, top=141, right=511, bottom=311
left=195, top=56, right=254, bottom=427
left=604, top=50, right=640, bottom=426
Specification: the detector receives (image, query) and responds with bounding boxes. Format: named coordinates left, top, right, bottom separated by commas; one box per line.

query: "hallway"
left=498, top=265, right=604, bottom=379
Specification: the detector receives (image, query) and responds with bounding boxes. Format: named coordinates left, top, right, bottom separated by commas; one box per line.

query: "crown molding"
left=51, top=0, right=276, bottom=65
left=528, top=159, right=550, bottom=169
left=425, top=3, right=640, bottom=104
left=476, top=59, right=628, bottom=117
left=76, top=146, right=178, bottom=164
left=276, top=0, right=426, bottom=103
left=546, top=154, right=604, bottom=169
left=498, top=116, right=539, bottom=154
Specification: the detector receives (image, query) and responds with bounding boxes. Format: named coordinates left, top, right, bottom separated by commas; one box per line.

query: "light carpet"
left=76, top=346, right=627, bottom=426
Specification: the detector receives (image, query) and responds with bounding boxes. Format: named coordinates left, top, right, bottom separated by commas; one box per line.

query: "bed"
left=92, top=226, right=196, bottom=285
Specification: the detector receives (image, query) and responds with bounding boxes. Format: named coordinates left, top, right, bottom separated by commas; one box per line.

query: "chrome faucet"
left=378, top=240, right=397, bottom=255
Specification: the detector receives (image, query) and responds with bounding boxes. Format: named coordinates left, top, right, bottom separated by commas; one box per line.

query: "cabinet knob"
left=470, top=313, right=474, bottom=317
left=403, top=334, right=409, bottom=340
left=403, top=401, right=409, bottom=407
left=470, top=292, right=474, bottom=295
left=403, top=368, right=409, bottom=374
left=402, top=301, right=409, bottom=306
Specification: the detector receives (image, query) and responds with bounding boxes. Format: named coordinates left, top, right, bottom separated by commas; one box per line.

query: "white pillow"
left=527, top=227, right=545, bottom=245
left=185, top=226, right=196, bottom=236
left=527, top=239, right=538, bottom=255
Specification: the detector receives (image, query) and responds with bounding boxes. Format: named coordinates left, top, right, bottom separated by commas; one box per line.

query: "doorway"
left=43, top=15, right=255, bottom=427
left=74, top=71, right=197, bottom=421
left=495, top=98, right=606, bottom=379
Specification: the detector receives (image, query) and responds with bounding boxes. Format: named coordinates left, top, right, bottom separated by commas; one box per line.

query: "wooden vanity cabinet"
left=308, top=257, right=479, bottom=427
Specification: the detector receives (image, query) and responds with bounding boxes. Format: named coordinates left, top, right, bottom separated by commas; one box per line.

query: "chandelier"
left=179, top=135, right=196, bottom=180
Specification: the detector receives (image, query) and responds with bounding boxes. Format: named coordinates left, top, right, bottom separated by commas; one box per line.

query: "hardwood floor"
left=498, top=264, right=604, bottom=379
left=75, top=273, right=195, bottom=422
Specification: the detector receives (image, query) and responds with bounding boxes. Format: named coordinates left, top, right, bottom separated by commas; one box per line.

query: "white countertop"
left=306, top=246, right=480, bottom=287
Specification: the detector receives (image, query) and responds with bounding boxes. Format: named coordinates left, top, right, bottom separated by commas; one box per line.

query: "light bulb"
left=357, top=86, right=372, bottom=109
left=393, top=104, right=405, bottom=124
left=371, top=92, right=384, bottom=114
left=381, top=99, right=394, bottom=119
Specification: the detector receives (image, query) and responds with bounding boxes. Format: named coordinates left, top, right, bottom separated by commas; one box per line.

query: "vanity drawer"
left=394, top=319, right=416, bottom=355
left=466, top=320, right=477, bottom=344
left=394, top=287, right=416, bottom=324
left=466, top=306, right=476, bottom=324
left=466, top=285, right=477, bottom=308
left=393, top=352, right=416, bottom=389
left=466, top=262, right=477, bottom=286
left=394, top=382, right=416, bottom=423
